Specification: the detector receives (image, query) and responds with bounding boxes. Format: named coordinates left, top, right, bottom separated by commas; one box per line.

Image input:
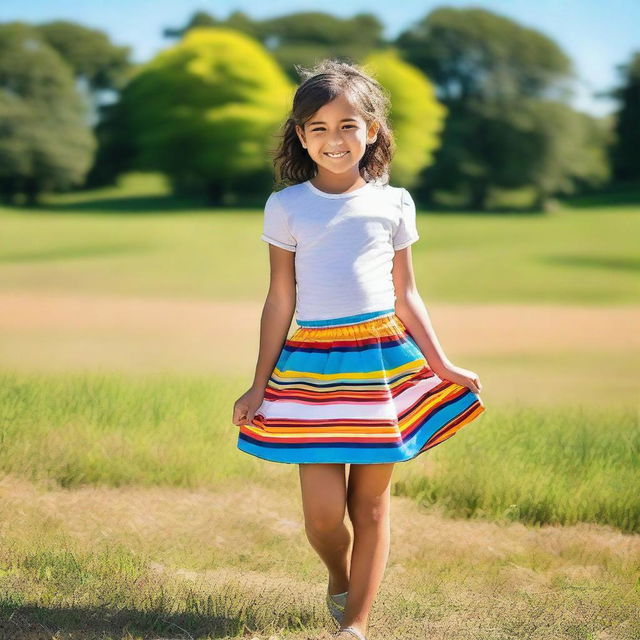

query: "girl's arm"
left=392, top=246, right=482, bottom=394
left=392, top=246, right=452, bottom=375
left=251, top=244, right=297, bottom=390
left=233, top=244, right=296, bottom=427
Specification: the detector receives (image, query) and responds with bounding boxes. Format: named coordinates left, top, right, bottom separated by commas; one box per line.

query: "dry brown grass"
left=1, top=474, right=637, bottom=639
left=1, top=292, right=638, bottom=408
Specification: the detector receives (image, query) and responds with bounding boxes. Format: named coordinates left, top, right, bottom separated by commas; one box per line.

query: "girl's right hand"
left=232, top=385, right=265, bottom=427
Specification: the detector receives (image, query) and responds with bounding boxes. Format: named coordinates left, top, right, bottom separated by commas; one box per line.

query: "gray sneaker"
left=325, top=589, right=347, bottom=625
left=334, top=626, right=367, bottom=640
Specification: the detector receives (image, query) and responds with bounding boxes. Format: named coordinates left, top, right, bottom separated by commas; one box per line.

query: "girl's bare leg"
left=340, top=462, right=394, bottom=637
left=298, top=463, right=352, bottom=594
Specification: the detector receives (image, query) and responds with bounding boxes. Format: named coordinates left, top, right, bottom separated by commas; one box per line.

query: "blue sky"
left=2, top=0, right=638, bottom=118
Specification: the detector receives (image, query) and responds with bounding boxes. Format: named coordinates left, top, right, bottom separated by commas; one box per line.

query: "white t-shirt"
left=260, top=179, right=420, bottom=322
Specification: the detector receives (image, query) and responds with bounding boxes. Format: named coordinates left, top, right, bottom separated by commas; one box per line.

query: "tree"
left=165, top=10, right=385, bottom=82
left=396, top=7, right=604, bottom=210
left=35, top=21, right=137, bottom=189
left=0, top=22, right=96, bottom=205
left=396, top=7, right=574, bottom=102
left=163, top=10, right=222, bottom=39
left=607, top=51, right=640, bottom=181
left=420, top=97, right=609, bottom=210
left=506, top=99, right=610, bottom=208
left=259, top=11, right=385, bottom=78
left=362, top=49, right=446, bottom=187
left=115, top=27, right=293, bottom=203
left=37, top=21, right=133, bottom=93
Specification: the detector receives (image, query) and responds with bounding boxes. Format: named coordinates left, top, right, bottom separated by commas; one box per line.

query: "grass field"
left=0, top=173, right=638, bottom=639
left=1, top=474, right=638, bottom=640
left=0, top=173, right=638, bottom=305
left=0, top=373, right=637, bottom=533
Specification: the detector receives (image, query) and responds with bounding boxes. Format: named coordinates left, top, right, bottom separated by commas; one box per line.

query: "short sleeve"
left=260, top=191, right=296, bottom=252
left=392, top=188, right=420, bottom=250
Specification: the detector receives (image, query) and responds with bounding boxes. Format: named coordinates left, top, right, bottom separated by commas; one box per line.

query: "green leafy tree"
left=37, top=21, right=133, bottom=94
left=363, top=49, right=446, bottom=187
left=396, top=7, right=574, bottom=101
left=607, top=51, right=640, bottom=181
left=84, top=93, right=137, bottom=188
left=35, top=21, right=137, bottom=188
left=260, top=12, right=384, bottom=78
left=396, top=7, right=605, bottom=210
left=524, top=100, right=611, bottom=207
left=0, top=22, right=96, bottom=205
left=116, top=27, right=293, bottom=202
left=166, top=10, right=385, bottom=82
left=424, top=97, right=609, bottom=210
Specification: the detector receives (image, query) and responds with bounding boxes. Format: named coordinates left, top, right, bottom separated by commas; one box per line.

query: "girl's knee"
left=304, top=509, right=346, bottom=538
left=347, top=496, right=390, bottom=529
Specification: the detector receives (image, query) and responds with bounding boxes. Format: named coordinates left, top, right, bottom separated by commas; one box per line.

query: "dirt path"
left=1, top=290, right=637, bottom=353
left=0, top=291, right=637, bottom=406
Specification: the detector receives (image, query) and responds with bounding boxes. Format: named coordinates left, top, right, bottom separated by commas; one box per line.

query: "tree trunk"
left=24, top=178, right=40, bottom=206
left=206, top=181, right=225, bottom=206
left=469, top=180, right=488, bottom=210
left=532, top=190, right=549, bottom=212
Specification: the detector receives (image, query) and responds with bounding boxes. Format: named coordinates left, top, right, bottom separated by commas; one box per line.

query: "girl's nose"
left=329, top=132, right=345, bottom=145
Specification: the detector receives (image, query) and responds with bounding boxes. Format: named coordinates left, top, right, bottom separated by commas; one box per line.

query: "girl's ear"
left=367, top=121, right=379, bottom=145
left=295, top=124, right=307, bottom=149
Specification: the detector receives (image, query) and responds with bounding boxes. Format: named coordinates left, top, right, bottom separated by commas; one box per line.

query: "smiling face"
left=295, top=92, right=379, bottom=179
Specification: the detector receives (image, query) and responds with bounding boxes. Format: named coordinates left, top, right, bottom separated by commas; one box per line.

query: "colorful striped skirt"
left=236, top=307, right=486, bottom=464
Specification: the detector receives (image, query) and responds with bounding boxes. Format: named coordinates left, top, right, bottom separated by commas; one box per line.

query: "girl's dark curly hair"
left=271, top=58, right=395, bottom=188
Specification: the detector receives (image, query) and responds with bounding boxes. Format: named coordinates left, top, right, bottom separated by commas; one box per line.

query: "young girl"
left=232, top=59, right=486, bottom=640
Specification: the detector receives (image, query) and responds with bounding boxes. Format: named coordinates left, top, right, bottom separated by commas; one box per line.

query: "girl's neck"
left=310, top=171, right=367, bottom=195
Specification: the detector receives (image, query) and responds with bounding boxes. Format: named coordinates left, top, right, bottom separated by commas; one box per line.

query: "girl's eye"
left=311, top=125, right=356, bottom=132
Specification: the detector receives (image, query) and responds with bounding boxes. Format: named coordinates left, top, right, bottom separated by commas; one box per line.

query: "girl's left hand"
left=432, top=363, right=482, bottom=394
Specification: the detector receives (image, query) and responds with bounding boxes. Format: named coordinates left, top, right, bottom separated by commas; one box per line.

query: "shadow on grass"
left=26, top=194, right=269, bottom=215
left=0, top=603, right=299, bottom=639
left=420, top=205, right=547, bottom=216
left=8, top=194, right=551, bottom=217
left=0, top=244, right=153, bottom=264
left=42, top=195, right=213, bottom=215
left=543, top=254, right=640, bottom=272
left=560, top=184, right=640, bottom=208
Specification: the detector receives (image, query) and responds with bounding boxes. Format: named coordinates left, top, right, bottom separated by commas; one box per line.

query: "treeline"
left=0, top=7, right=638, bottom=209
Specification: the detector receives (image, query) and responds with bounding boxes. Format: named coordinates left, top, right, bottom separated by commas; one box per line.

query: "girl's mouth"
left=324, top=151, right=349, bottom=158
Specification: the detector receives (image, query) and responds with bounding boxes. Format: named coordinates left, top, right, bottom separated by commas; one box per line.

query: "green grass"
left=0, top=371, right=247, bottom=490
left=0, top=174, right=639, bottom=638
left=0, top=172, right=638, bottom=304
left=0, top=173, right=638, bottom=532
left=393, top=404, right=640, bottom=533
left=1, top=371, right=638, bottom=533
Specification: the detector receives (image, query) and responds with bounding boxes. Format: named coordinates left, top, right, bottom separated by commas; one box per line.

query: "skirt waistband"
left=296, top=308, right=396, bottom=328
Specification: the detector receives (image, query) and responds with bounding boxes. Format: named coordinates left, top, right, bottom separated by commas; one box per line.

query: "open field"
left=1, top=474, right=638, bottom=640
left=0, top=174, right=638, bottom=638
left=0, top=292, right=638, bottom=409
left=1, top=371, right=637, bottom=532
left=0, top=173, right=638, bottom=306
left=1, top=172, right=638, bottom=408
